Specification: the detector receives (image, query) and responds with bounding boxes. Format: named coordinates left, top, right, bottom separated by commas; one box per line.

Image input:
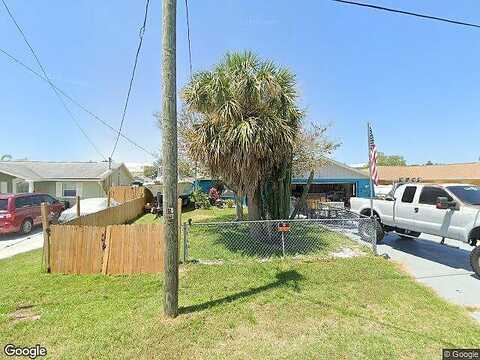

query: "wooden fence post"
left=40, top=202, right=51, bottom=272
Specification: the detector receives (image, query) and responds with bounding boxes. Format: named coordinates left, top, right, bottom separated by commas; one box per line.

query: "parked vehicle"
left=0, top=193, right=64, bottom=235
left=350, top=183, right=480, bottom=277
left=58, top=197, right=119, bottom=223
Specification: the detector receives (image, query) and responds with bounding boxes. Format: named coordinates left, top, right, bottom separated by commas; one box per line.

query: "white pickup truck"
left=350, top=183, right=480, bottom=277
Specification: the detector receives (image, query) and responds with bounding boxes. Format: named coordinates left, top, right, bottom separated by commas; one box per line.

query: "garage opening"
left=291, top=183, right=356, bottom=207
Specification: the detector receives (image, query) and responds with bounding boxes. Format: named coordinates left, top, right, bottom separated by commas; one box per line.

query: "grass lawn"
left=1, top=208, right=479, bottom=359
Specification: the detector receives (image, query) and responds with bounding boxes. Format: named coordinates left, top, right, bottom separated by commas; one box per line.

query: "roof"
left=378, top=162, right=480, bottom=182
left=0, top=161, right=129, bottom=181
left=293, top=156, right=370, bottom=181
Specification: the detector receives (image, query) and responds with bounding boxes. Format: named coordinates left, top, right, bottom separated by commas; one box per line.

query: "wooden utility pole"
left=162, top=0, right=179, bottom=318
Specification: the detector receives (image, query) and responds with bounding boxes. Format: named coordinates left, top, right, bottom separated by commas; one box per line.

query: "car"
left=350, top=183, right=480, bottom=277
left=0, top=193, right=65, bottom=235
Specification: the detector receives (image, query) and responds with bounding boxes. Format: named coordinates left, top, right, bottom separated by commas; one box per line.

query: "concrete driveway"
left=0, top=228, right=44, bottom=260
left=378, top=233, right=480, bottom=321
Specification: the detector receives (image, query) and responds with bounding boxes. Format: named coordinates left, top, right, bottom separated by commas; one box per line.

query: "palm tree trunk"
left=290, top=169, right=314, bottom=219
left=247, top=187, right=263, bottom=221
left=235, top=191, right=244, bottom=220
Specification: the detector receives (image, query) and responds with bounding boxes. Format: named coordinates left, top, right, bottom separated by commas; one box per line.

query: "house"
left=377, top=162, right=480, bottom=185
left=0, top=161, right=133, bottom=204
left=292, top=157, right=373, bottom=203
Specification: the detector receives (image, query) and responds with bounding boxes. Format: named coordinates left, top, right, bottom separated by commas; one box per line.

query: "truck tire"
left=470, top=246, right=480, bottom=278
left=359, top=218, right=385, bottom=244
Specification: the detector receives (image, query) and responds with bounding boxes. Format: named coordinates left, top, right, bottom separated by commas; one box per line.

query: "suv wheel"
left=21, top=219, right=33, bottom=235
left=470, top=246, right=480, bottom=278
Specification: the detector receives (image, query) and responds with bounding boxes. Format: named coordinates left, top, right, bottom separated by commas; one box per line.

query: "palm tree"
left=182, top=52, right=303, bottom=220
left=0, top=154, right=12, bottom=161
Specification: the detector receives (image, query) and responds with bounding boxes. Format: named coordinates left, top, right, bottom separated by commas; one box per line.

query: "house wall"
left=34, top=181, right=56, bottom=196
left=0, top=172, right=14, bottom=193
left=291, top=178, right=374, bottom=198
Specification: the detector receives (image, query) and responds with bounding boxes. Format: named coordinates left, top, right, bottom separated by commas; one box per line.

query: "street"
left=378, top=233, right=480, bottom=321
left=0, top=228, right=44, bottom=260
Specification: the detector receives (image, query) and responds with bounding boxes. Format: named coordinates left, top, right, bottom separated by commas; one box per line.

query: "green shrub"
left=190, top=189, right=211, bottom=209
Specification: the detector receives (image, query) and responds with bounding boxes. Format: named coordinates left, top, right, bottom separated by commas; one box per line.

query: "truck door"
left=415, top=186, right=453, bottom=237
left=394, top=185, right=420, bottom=231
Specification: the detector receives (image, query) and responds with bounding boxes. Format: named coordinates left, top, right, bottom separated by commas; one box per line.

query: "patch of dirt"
left=10, top=305, right=41, bottom=324
left=330, top=247, right=362, bottom=259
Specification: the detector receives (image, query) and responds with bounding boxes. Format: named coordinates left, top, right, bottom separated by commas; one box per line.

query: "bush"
left=190, top=189, right=211, bottom=209
left=225, top=199, right=235, bottom=208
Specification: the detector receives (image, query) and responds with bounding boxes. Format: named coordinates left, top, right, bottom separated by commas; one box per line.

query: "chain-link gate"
left=183, top=217, right=378, bottom=263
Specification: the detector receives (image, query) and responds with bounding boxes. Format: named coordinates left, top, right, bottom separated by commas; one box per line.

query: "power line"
left=0, top=47, right=157, bottom=158
left=110, top=0, right=150, bottom=159
left=185, top=0, right=193, bottom=78
left=1, top=0, right=107, bottom=160
left=331, top=0, right=480, bottom=29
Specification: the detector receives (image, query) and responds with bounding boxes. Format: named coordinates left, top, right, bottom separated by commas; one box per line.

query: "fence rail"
left=109, top=186, right=148, bottom=203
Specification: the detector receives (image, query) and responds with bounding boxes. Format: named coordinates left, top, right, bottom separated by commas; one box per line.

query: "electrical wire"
left=331, top=0, right=480, bottom=29
left=0, top=47, right=157, bottom=158
left=1, top=0, right=107, bottom=160
left=110, top=0, right=150, bottom=159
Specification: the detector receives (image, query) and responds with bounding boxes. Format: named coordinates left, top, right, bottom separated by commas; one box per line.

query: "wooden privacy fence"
left=67, top=196, right=146, bottom=226
left=48, top=224, right=164, bottom=274
left=109, top=186, right=151, bottom=204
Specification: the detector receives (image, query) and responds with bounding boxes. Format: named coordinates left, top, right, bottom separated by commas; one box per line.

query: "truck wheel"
left=359, top=218, right=384, bottom=244
left=470, top=246, right=480, bottom=278
left=21, top=219, right=33, bottom=235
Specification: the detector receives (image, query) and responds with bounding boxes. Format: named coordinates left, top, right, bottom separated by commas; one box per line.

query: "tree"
left=182, top=51, right=303, bottom=220
left=154, top=110, right=205, bottom=179
left=377, top=152, right=407, bottom=166
left=143, top=165, right=157, bottom=179
left=1, top=154, right=12, bottom=161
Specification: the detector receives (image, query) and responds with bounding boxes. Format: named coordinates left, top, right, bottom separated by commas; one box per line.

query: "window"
left=41, top=195, right=56, bottom=205
left=401, top=186, right=417, bottom=203
left=15, top=196, right=32, bottom=208
left=447, top=186, right=480, bottom=205
left=31, top=195, right=43, bottom=206
left=62, top=183, right=77, bottom=198
left=16, top=181, right=29, bottom=194
left=419, top=187, right=452, bottom=205
left=0, top=199, right=7, bottom=211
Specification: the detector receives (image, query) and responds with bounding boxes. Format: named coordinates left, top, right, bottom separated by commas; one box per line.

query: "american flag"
left=368, top=124, right=379, bottom=186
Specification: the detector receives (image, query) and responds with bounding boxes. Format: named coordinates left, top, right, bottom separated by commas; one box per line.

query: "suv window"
left=31, top=195, right=44, bottom=206
left=419, top=187, right=453, bottom=205
left=15, top=196, right=33, bottom=208
left=401, top=186, right=417, bottom=203
left=0, top=199, right=7, bottom=211
left=41, top=195, right=56, bottom=205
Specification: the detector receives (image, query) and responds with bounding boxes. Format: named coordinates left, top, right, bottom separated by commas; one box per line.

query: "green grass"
left=1, top=208, right=479, bottom=359
left=1, top=251, right=479, bottom=359
left=134, top=207, right=239, bottom=224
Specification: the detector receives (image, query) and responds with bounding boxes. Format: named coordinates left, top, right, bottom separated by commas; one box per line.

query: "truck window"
left=401, top=186, right=417, bottom=203
left=419, top=187, right=452, bottom=205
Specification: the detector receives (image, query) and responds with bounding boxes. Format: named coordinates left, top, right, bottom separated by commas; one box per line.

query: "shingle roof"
left=0, top=161, right=124, bottom=181
left=378, top=162, right=480, bottom=182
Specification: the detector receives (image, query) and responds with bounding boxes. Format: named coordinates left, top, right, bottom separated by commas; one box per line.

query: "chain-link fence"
left=182, top=217, right=378, bottom=263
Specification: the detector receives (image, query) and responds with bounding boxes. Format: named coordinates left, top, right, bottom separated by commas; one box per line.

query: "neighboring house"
left=292, top=157, right=373, bottom=203
left=377, top=162, right=480, bottom=185
left=0, top=161, right=133, bottom=204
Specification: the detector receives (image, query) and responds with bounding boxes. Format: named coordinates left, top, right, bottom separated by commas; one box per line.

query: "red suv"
left=0, top=193, right=64, bottom=235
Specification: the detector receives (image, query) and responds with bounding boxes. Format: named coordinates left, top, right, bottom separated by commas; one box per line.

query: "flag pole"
left=367, top=122, right=374, bottom=218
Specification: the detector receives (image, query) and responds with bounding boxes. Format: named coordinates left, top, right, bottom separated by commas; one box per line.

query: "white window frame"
left=0, top=181, right=7, bottom=194
left=62, top=183, right=77, bottom=198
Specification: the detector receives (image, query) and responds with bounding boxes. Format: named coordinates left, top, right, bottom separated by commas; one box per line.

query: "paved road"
left=0, top=228, right=44, bottom=260
left=378, top=233, right=480, bottom=321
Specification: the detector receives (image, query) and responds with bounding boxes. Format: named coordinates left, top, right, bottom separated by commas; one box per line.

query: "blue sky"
left=1, top=0, right=480, bottom=165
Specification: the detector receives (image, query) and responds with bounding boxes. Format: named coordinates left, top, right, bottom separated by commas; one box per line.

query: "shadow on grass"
left=180, top=270, right=304, bottom=314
